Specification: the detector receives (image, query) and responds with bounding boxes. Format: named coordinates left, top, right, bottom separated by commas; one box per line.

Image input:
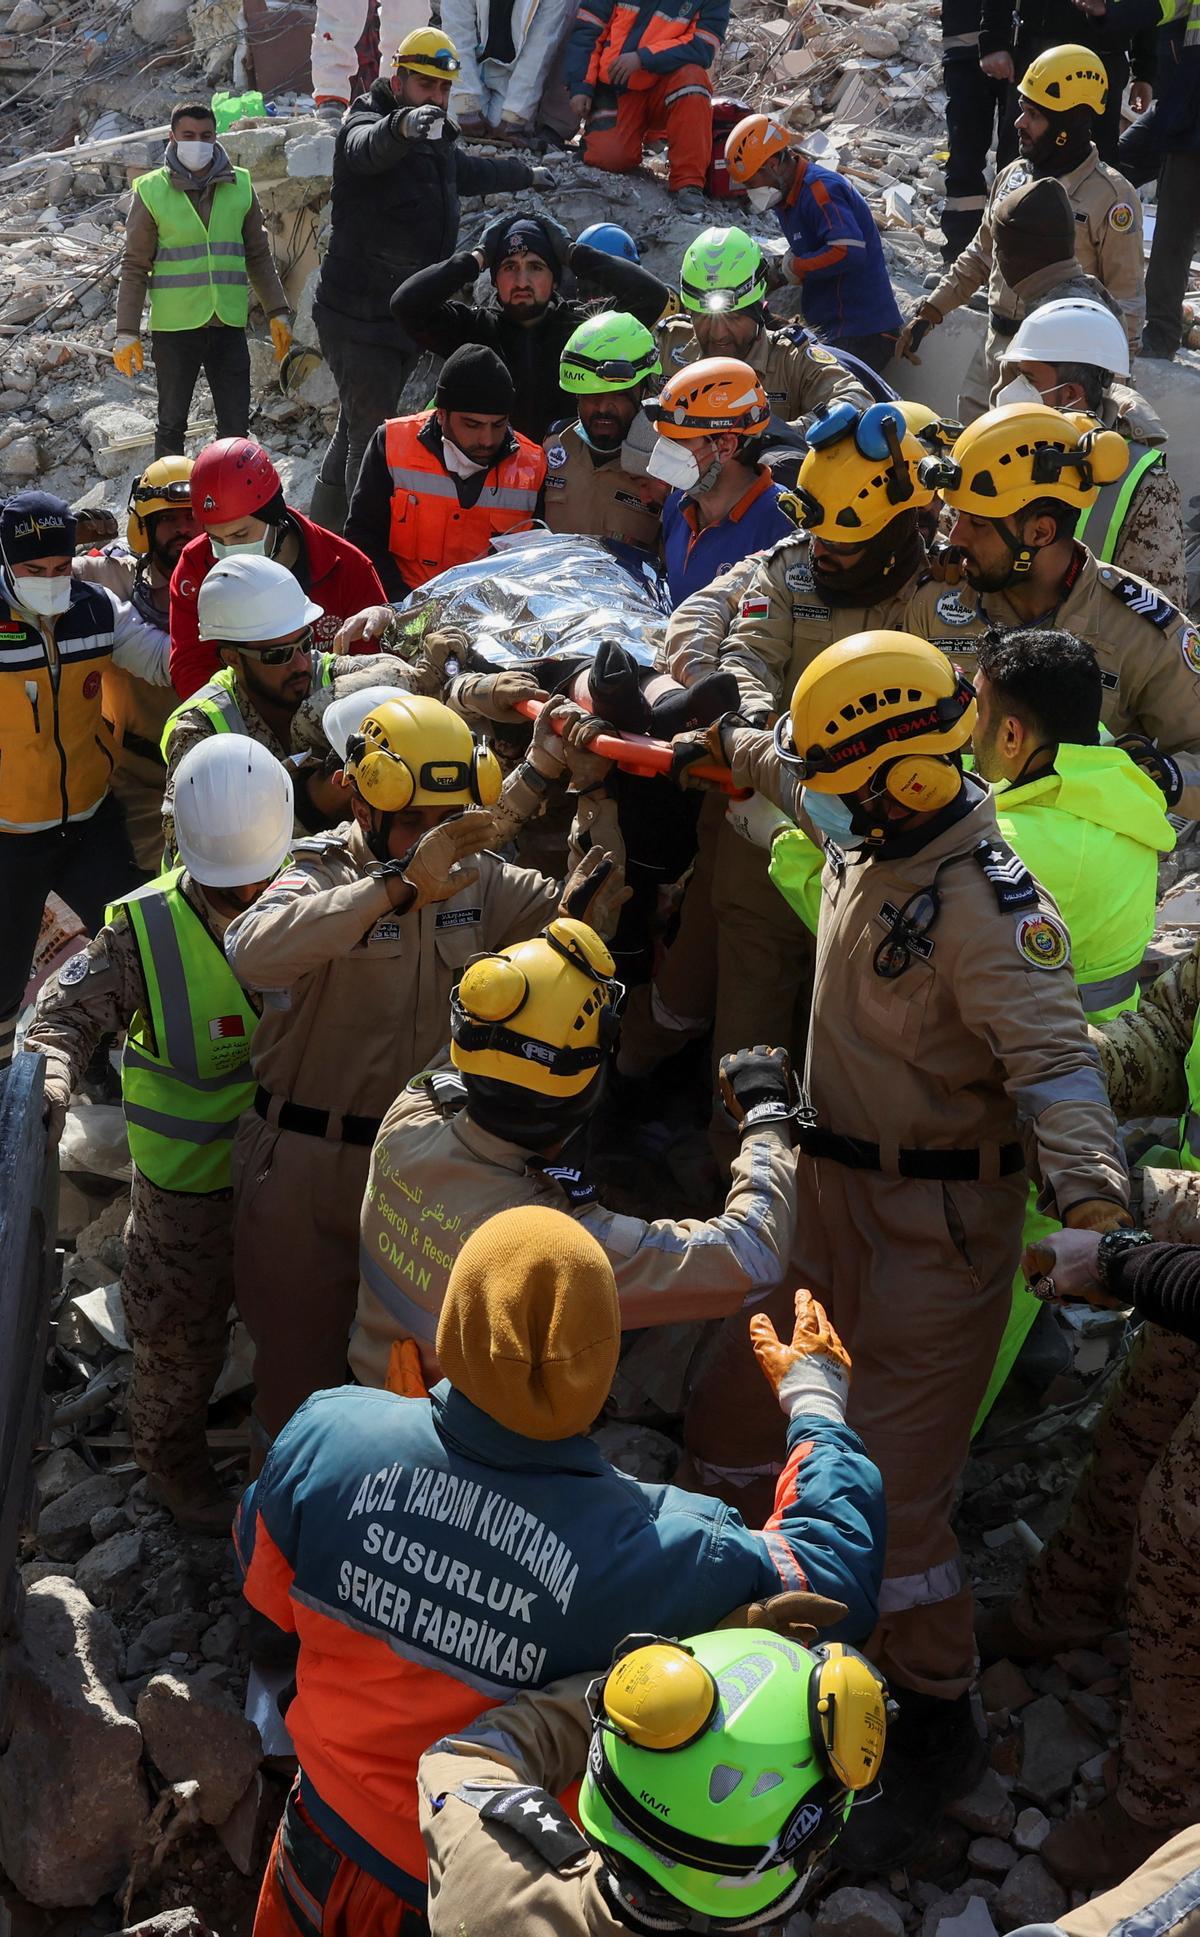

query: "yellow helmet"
left=798, top=402, right=940, bottom=541
left=919, top=403, right=1128, bottom=518
left=342, top=695, right=502, bottom=811
left=126, top=455, right=193, bottom=556
left=779, top=630, right=977, bottom=805
left=1019, top=44, right=1108, bottom=115
left=451, top=920, right=622, bottom=1100
left=392, top=26, right=461, bottom=76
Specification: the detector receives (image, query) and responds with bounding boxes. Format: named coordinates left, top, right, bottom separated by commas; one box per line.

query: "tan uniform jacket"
left=705, top=531, right=922, bottom=720
left=541, top=423, right=663, bottom=553
left=224, top=819, right=559, bottom=1123
left=419, top=1675, right=621, bottom=1937
left=657, top=317, right=871, bottom=433
left=803, top=783, right=1127, bottom=1214
left=929, top=149, right=1146, bottom=353
left=663, top=554, right=756, bottom=686
left=1091, top=940, right=1200, bottom=1244
left=352, top=1077, right=796, bottom=1384
left=905, top=549, right=1200, bottom=818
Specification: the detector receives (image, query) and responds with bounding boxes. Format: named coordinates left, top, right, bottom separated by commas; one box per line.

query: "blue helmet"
left=577, top=222, right=641, bottom=263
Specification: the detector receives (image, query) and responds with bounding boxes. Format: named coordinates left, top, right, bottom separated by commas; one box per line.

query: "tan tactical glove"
left=526, top=694, right=578, bottom=778
left=1062, top=1197, right=1133, bottom=1235
left=715, top=1590, right=852, bottom=1643
left=751, top=1289, right=852, bottom=1424
left=43, top=1086, right=69, bottom=1148
left=388, top=808, right=495, bottom=910
left=558, top=846, right=632, bottom=941
left=456, top=669, right=546, bottom=722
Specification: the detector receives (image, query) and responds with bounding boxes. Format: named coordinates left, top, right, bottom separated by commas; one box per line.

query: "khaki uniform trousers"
left=1059, top=1826, right=1200, bottom=1937
left=1011, top=1323, right=1200, bottom=1828
left=122, top=1166, right=232, bottom=1484
left=710, top=819, right=814, bottom=1075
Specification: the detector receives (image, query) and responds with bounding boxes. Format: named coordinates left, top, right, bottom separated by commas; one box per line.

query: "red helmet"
left=190, top=438, right=281, bottom=526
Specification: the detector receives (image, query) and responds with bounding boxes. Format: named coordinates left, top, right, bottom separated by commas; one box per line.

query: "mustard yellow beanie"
left=436, top=1206, right=620, bottom=1440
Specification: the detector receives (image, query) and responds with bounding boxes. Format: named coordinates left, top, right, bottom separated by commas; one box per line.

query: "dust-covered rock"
left=75, top=1528, right=146, bottom=1610
left=37, top=1469, right=130, bottom=1559
left=947, top=1767, right=1015, bottom=1838
left=994, top=1857, right=1068, bottom=1932
left=814, top=1887, right=906, bottom=1937
left=136, top=1671, right=263, bottom=1825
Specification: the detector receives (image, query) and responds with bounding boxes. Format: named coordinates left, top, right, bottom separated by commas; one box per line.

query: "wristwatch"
left=1096, top=1226, right=1154, bottom=1294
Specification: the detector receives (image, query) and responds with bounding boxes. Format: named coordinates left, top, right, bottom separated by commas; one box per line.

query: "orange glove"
left=113, top=335, right=143, bottom=377
left=1062, top=1197, right=1133, bottom=1235
left=386, top=1339, right=429, bottom=1398
left=270, top=316, right=293, bottom=364
left=751, top=1289, right=851, bottom=1423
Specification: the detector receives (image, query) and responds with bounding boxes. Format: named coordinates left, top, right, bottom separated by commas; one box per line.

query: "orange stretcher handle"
left=513, top=697, right=740, bottom=794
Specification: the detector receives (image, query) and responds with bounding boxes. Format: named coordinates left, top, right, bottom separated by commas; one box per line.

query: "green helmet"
left=560, top=311, right=662, bottom=394
left=580, top=1630, right=888, bottom=1933
left=680, top=226, right=767, bottom=315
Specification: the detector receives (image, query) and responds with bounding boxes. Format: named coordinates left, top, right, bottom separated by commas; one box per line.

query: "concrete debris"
left=994, top=1856, right=1069, bottom=1932
left=0, top=1581, right=151, bottom=1906
left=120, top=1911, right=213, bottom=1937
left=136, top=1671, right=264, bottom=1826
left=38, top=1469, right=132, bottom=1559
left=1017, top=1695, right=1106, bottom=1807
left=813, top=1886, right=906, bottom=1937
left=923, top=1896, right=999, bottom=1937
left=978, top=1660, right=1035, bottom=1715
left=75, top=1527, right=147, bottom=1610
left=1011, top=1806, right=1051, bottom=1854
left=967, top=1836, right=1018, bottom=1877
left=947, top=1767, right=1016, bottom=1839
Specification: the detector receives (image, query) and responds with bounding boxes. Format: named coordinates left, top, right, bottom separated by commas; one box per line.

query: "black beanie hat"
left=484, top=215, right=562, bottom=278
left=993, top=176, right=1076, bottom=282
left=435, top=343, right=516, bottom=416
left=0, top=490, right=76, bottom=565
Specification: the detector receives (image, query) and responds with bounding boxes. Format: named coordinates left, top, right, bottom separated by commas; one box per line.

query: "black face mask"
left=1026, top=105, right=1093, bottom=176
left=464, top=1068, right=606, bottom=1151
left=811, top=512, right=925, bottom=607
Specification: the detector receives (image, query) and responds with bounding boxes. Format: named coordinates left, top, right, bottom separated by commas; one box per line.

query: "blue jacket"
left=235, top=1381, right=883, bottom=1899
left=776, top=160, right=903, bottom=342
left=662, top=468, right=800, bottom=606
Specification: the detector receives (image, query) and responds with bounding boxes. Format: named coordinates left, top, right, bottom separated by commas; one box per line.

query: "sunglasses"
left=240, top=627, right=312, bottom=666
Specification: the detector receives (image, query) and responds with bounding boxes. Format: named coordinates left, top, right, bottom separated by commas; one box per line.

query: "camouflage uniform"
left=1097, top=388, right=1188, bottom=612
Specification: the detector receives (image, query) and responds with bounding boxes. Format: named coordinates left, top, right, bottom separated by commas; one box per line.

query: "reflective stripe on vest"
left=1076, top=963, right=1141, bottom=1013
left=160, top=654, right=335, bottom=757
left=1181, top=1014, right=1200, bottom=1171
left=134, top=167, right=254, bottom=331
left=113, top=868, right=257, bottom=1193
left=1075, top=443, right=1163, bottom=563
left=382, top=416, right=545, bottom=591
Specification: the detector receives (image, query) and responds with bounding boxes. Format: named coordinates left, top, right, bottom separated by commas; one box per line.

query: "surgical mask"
left=801, top=787, right=866, bottom=850
left=746, top=185, right=782, bottom=211
left=14, top=573, right=71, bottom=618
left=441, top=436, right=489, bottom=479
left=210, top=533, right=269, bottom=560
left=175, top=140, right=215, bottom=172
left=995, top=373, right=1045, bottom=409
left=647, top=437, right=701, bottom=491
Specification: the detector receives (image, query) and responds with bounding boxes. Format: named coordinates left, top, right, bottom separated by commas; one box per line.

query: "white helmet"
left=1003, top=298, right=1130, bottom=381
left=173, top=737, right=294, bottom=887
left=197, top=555, right=324, bottom=645
left=321, top=682, right=406, bottom=761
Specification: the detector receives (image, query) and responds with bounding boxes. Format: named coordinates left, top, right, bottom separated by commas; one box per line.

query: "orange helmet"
left=646, top=357, right=770, bottom=442
left=724, top=112, right=793, bottom=186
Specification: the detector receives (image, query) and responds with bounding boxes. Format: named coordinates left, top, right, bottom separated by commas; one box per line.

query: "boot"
left=833, top=1688, right=988, bottom=1876
left=1041, top=1794, right=1168, bottom=1891
left=309, top=475, right=348, bottom=536
left=975, top=1597, right=1109, bottom=1668
left=145, top=1464, right=236, bottom=1536
left=672, top=186, right=707, bottom=217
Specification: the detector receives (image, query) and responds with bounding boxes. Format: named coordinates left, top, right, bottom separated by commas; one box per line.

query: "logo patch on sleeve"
left=740, top=593, right=771, bottom=618
left=1108, top=202, right=1135, bottom=231
left=57, top=949, right=91, bottom=986
left=1181, top=627, right=1200, bottom=677
left=545, top=443, right=568, bottom=468
left=1015, top=911, right=1071, bottom=971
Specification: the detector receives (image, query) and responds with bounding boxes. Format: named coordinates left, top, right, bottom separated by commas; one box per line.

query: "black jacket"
left=1103, top=0, right=1200, bottom=151
left=978, top=0, right=1156, bottom=79
left=314, top=79, right=535, bottom=348
left=390, top=244, right=670, bottom=441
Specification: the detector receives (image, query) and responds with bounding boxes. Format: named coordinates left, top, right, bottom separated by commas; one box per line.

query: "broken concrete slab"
left=978, top=1660, right=1034, bottom=1715
left=1017, top=1695, right=1103, bottom=1806
left=1012, top=1807, right=1050, bottom=1854
left=947, top=1767, right=1016, bottom=1839
left=967, top=1837, right=1018, bottom=1877
left=136, top=1671, right=263, bottom=1825
left=34, top=1444, right=92, bottom=1507
left=37, top=1469, right=130, bottom=1559
left=285, top=126, right=335, bottom=178
left=74, top=1528, right=146, bottom=1611
left=120, top=1911, right=213, bottom=1937
left=0, top=1580, right=150, bottom=1906
left=80, top=400, right=155, bottom=478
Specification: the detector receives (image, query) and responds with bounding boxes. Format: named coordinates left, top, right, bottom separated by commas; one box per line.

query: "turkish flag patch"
left=208, top=1015, right=246, bottom=1039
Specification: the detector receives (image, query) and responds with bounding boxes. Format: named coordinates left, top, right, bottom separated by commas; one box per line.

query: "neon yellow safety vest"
left=134, top=166, right=254, bottom=331
left=161, top=654, right=337, bottom=757
left=1074, top=441, right=1164, bottom=565
left=111, top=868, right=258, bottom=1193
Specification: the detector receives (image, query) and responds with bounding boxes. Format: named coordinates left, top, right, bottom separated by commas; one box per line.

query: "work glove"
left=670, top=719, right=727, bottom=789
left=725, top=792, right=789, bottom=850
left=396, top=103, right=450, bottom=141
left=456, top=669, right=545, bottom=722
left=113, top=334, right=143, bottom=377
left=530, top=165, right=555, bottom=190
left=1062, top=1197, right=1133, bottom=1235
left=558, top=845, right=631, bottom=939
left=751, top=1288, right=852, bottom=1425
left=894, top=301, right=942, bottom=365
left=42, top=1087, right=69, bottom=1148
left=1114, top=734, right=1184, bottom=809
left=718, top=1044, right=793, bottom=1134
left=270, top=316, right=293, bottom=364
left=716, top=1589, right=851, bottom=1643
left=394, top=807, right=495, bottom=909
left=563, top=724, right=613, bottom=795
left=73, top=505, right=119, bottom=546
left=527, top=693, right=579, bottom=778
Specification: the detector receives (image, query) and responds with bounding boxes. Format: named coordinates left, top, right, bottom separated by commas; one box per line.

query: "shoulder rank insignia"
left=479, top=1786, right=591, bottom=1873
left=408, top=1068, right=469, bottom=1112
left=1104, top=570, right=1176, bottom=632
left=972, top=838, right=1038, bottom=912
left=536, top=1162, right=599, bottom=1207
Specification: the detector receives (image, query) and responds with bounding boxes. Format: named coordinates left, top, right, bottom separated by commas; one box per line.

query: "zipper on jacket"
left=24, top=679, right=39, bottom=736
left=39, top=616, right=71, bottom=829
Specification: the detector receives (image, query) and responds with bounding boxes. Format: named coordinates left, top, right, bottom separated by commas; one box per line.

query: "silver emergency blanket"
left=386, top=530, right=670, bottom=671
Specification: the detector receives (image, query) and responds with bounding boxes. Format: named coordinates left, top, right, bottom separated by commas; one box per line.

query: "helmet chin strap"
left=365, top=808, right=395, bottom=863
left=992, top=518, right=1038, bottom=580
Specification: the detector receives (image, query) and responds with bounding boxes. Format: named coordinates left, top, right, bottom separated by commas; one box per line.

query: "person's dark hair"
left=1015, top=495, right=1080, bottom=543
left=977, top=626, right=1101, bottom=747
left=1051, top=360, right=1107, bottom=414
left=171, top=101, right=216, bottom=131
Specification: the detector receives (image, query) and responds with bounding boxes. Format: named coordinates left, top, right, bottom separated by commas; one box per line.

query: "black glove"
left=394, top=103, right=451, bottom=141
left=1115, top=734, right=1184, bottom=808
left=478, top=213, right=515, bottom=268
left=540, top=215, right=574, bottom=271
left=719, top=1046, right=794, bottom=1133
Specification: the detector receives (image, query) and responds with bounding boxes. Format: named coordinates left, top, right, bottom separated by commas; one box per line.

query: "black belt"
left=989, top=312, right=1019, bottom=338
left=255, top=1084, right=381, bottom=1147
left=796, top=1125, right=1024, bottom=1181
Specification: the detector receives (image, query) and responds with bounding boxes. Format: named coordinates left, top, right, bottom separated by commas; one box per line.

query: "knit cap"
left=436, top=1206, right=620, bottom=1440
left=435, top=342, right=516, bottom=416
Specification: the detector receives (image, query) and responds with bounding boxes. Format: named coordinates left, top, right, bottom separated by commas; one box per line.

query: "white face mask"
left=176, top=139, right=215, bottom=172
left=995, top=373, right=1046, bottom=409
left=441, top=436, right=489, bottom=479
left=15, top=572, right=71, bottom=618
left=210, top=533, right=269, bottom=560
left=746, top=184, right=782, bottom=212
left=646, top=437, right=701, bottom=491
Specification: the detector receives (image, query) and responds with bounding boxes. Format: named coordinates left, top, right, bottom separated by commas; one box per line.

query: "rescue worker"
left=390, top=213, right=669, bottom=444
left=442, top=0, right=574, bottom=138
left=899, top=48, right=1145, bottom=413
left=22, top=738, right=293, bottom=1530
left=907, top=404, right=1200, bottom=820
left=347, top=344, right=548, bottom=603
left=563, top=0, right=729, bottom=216
left=543, top=312, right=664, bottom=553
left=74, top=457, right=197, bottom=873
left=352, top=927, right=797, bottom=1382
left=239, top=1205, right=884, bottom=1931
left=644, top=357, right=800, bottom=606
left=113, top=102, right=292, bottom=460
left=997, top=296, right=1187, bottom=603
left=658, top=226, right=872, bottom=437
left=722, top=113, right=904, bottom=374
left=0, top=491, right=171, bottom=1074
left=169, top=438, right=385, bottom=697
left=420, top=1622, right=889, bottom=1936
left=311, top=27, right=549, bottom=523
left=939, top=0, right=1008, bottom=261
left=978, top=0, right=1157, bottom=167
left=310, top=0, right=426, bottom=119
left=223, top=695, right=625, bottom=1440
left=685, top=630, right=1129, bottom=1867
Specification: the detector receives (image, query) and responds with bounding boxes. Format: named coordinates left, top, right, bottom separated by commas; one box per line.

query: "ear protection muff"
left=594, top=1639, right=720, bottom=1752
left=882, top=754, right=963, bottom=813
left=456, top=951, right=529, bottom=1025
left=470, top=741, right=503, bottom=806
left=344, top=731, right=417, bottom=811
left=806, top=1643, right=888, bottom=1792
